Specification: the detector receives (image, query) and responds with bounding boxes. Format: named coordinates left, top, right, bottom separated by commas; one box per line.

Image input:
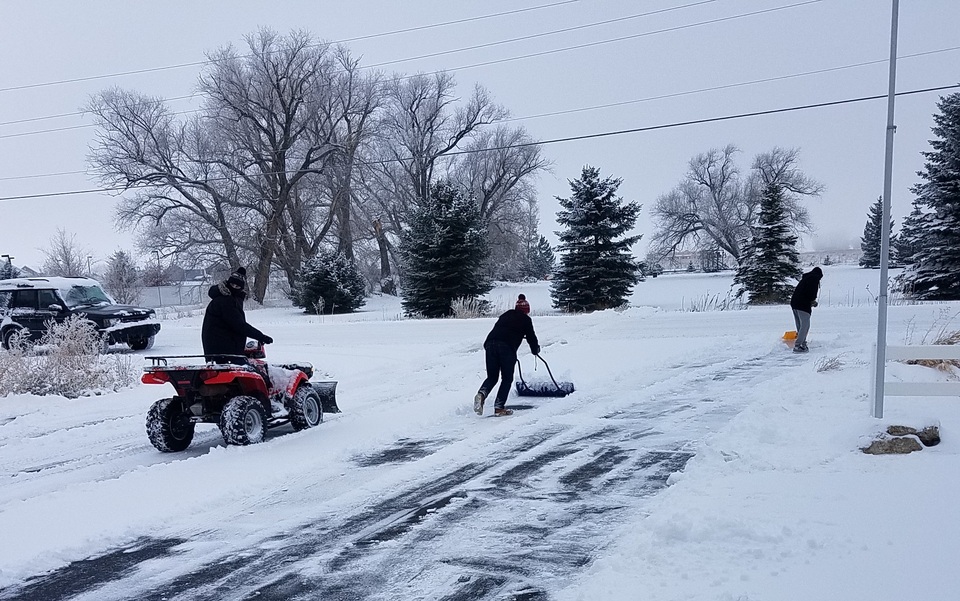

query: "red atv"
left=141, top=341, right=339, bottom=452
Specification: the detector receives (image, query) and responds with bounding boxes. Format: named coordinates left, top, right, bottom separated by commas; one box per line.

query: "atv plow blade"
left=311, top=381, right=341, bottom=414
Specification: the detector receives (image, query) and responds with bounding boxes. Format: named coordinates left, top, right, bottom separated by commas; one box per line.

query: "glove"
left=531, top=344, right=540, bottom=356
left=811, top=300, right=819, bottom=308
left=261, top=335, right=273, bottom=345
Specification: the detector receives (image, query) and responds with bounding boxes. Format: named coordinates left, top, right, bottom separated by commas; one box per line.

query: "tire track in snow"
left=0, top=347, right=798, bottom=601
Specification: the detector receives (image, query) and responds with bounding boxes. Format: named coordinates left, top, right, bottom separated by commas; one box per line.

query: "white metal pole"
left=872, top=0, right=900, bottom=418
left=155, top=250, right=163, bottom=308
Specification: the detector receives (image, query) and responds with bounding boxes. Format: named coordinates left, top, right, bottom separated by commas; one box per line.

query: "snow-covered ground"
left=1, top=265, right=959, bottom=600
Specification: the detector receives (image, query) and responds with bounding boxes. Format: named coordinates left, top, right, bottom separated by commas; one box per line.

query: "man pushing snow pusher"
left=474, top=294, right=540, bottom=417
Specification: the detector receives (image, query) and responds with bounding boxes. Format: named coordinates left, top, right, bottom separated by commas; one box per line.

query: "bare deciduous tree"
left=357, top=72, right=508, bottom=289
left=41, top=229, right=89, bottom=277
left=199, top=29, right=344, bottom=302
left=88, top=29, right=354, bottom=303
left=650, top=145, right=822, bottom=264
left=88, top=89, right=249, bottom=277
left=452, top=125, right=549, bottom=279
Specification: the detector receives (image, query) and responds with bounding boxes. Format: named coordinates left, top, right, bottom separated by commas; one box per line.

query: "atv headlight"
left=103, top=318, right=118, bottom=328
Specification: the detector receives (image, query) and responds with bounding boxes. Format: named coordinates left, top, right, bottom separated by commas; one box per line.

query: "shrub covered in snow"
left=0, top=315, right=137, bottom=398
left=290, top=250, right=367, bottom=314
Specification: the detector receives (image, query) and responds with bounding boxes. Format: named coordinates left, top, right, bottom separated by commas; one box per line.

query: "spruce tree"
left=102, top=250, right=143, bottom=304
left=520, top=235, right=556, bottom=280
left=733, top=182, right=801, bottom=304
left=859, top=196, right=896, bottom=268
left=893, top=198, right=927, bottom=266
left=550, top=166, right=641, bottom=312
left=291, top=249, right=367, bottom=314
left=399, top=180, right=491, bottom=317
left=900, top=92, right=960, bottom=299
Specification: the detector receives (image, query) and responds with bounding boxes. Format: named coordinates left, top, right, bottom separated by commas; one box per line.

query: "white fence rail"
left=875, top=345, right=960, bottom=403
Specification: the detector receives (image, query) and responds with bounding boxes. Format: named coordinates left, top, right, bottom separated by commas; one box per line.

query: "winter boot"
left=493, top=407, right=514, bottom=417
left=793, top=343, right=809, bottom=353
left=474, top=391, right=486, bottom=416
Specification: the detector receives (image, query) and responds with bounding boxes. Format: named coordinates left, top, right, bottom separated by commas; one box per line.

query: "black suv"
left=0, top=277, right=161, bottom=351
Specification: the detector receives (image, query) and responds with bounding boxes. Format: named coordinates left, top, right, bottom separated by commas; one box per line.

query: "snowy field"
left=2, top=265, right=960, bottom=600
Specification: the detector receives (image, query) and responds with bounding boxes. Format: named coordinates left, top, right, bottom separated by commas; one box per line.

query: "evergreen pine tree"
left=291, top=249, right=367, bottom=314
left=859, top=196, right=896, bottom=268
left=550, top=166, right=641, bottom=312
left=893, top=198, right=927, bottom=266
left=399, top=180, right=492, bottom=317
left=900, top=92, right=960, bottom=299
left=733, top=182, right=801, bottom=304
left=102, top=250, right=143, bottom=304
left=520, top=235, right=556, bottom=280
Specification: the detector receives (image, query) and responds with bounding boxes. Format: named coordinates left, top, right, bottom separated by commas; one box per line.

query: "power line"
left=1, top=83, right=956, bottom=203
left=0, top=0, right=823, bottom=137
left=501, top=46, right=960, bottom=123
left=449, top=84, right=960, bottom=155
left=422, top=0, right=823, bottom=76
left=2, top=43, right=957, bottom=173
left=0, top=0, right=580, bottom=94
left=0, top=0, right=716, bottom=129
left=364, top=0, right=717, bottom=69
left=0, top=0, right=829, bottom=142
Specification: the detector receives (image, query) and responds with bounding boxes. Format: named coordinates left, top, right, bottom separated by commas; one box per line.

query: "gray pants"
left=792, top=309, right=812, bottom=346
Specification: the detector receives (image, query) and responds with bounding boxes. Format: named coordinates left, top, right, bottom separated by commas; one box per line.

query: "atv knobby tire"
left=290, top=386, right=323, bottom=431
left=146, top=397, right=195, bottom=452
left=220, top=395, right=267, bottom=446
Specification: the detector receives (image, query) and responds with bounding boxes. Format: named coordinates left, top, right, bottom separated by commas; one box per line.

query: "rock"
left=886, top=425, right=915, bottom=437
left=886, top=424, right=941, bottom=447
left=917, top=425, right=941, bottom=447
left=861, top=435, right=923, bottom=455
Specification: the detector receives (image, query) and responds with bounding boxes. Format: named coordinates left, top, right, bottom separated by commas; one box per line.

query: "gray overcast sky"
left=1, top=0, right=958, bottom=269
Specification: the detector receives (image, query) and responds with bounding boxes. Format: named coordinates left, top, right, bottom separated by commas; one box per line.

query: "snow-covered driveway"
left=0, top=280, right=911, bottom=600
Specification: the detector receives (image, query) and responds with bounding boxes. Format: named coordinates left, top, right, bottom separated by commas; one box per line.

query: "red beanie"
left=515, top=294, right=530, bottom=314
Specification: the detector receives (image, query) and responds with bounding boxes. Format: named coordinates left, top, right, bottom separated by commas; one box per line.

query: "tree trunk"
left=373, top=218, right=395, bottom=295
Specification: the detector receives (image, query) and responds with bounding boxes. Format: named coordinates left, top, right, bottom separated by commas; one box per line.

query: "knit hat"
left=227, top=267, right=247, bottom=291
left=515, top=294, right=530, bottom=314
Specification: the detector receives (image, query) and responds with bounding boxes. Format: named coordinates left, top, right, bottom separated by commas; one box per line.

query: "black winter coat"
left=485, top=309, right=540, bottom=354
left=201, top=283, right=268, bottom=357
left=791, top=267, right=823, bottom=312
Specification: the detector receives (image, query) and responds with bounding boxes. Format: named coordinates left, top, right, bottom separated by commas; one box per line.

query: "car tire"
left=289, top=386, right=323, bottom=431
left=1, top=327, right=25, bottom=351
left=146, top=397, right=195, bottom=452
left=128, top=335, right=156, bottom=351
left=220, top=395, right=267, bottom=446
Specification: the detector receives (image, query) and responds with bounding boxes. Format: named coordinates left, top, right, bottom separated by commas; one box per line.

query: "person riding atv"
left=201, top=267, right=273, bottom=364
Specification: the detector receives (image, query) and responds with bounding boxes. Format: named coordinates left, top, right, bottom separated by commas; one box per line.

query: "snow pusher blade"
left=311, top=381, right=340, bottom=414
left=515, top=354, right=575, bottom=397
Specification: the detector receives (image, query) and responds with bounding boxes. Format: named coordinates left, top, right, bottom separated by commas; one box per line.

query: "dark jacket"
left=791, top=267, right=823, bottom=312
left=201, top=283, right=268, bottom=357
left=485, top=309, right=540, bottom=354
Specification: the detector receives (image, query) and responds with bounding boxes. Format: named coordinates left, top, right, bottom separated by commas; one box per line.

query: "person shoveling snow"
left=474, top=294, right=540, bottom=417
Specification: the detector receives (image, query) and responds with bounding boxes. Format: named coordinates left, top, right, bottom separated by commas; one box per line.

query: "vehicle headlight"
left=104, top=318, right=118, bottom=328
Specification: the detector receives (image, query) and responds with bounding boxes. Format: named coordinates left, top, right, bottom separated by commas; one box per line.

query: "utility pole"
left=872, top=0, right=900, bottom=418
left=155, top=250, right=163, bottom=308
